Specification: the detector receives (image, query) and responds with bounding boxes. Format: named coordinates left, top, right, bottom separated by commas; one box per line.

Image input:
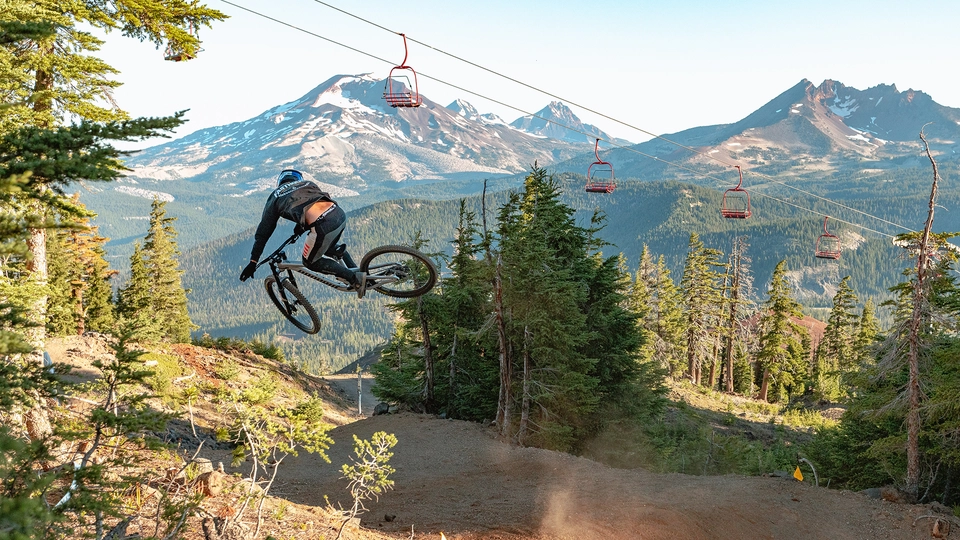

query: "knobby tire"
left=359, top=245, right=437, bottom=298
left=264, top=275, right=321, bottom=334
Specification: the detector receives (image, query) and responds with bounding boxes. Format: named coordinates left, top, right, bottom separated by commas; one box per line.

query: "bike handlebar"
left=255, top=231, right=303, bottom=269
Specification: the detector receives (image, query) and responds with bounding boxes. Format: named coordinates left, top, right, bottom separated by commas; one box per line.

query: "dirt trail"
left=324, top=373, right=378, bottom=417
left=46, top=336, right=949, bottom=540
left=251, top=413, right=943, bottom=540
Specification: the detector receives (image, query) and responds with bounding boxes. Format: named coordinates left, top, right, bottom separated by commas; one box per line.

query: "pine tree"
left=0, top=10, right=209, bottom=533
left=853, top=299, right=880, bottom=365
left=438, top=200, right=496, bottom=420
left=1, top=0, right=224, bottom=361
left=816, top=276, right=859, bottom=400
left=45, top=195, right=116, bottom=335
left=755, top=260, right=808, bottom=402
left=629, top=246, right=656, bottom=364
left=679, top=233, right=726, bottom=385
left=2, top=0, right=225, bottom=131
left=653, top=255, right=686, bottom=377
left=824, top=277, right=860, bottom=370
left=84, top=243, right=116, bottom=333
left=45, top=222, right=76, bottom=335
left=722, top=236, right=754, bottom=393
left=141, top=198, right=194, bottom=342
left=117, top=242, right=160, bottom=341
left=496, top=167, right=594, bottom=449
left=579, top=216, right=653, bottom=420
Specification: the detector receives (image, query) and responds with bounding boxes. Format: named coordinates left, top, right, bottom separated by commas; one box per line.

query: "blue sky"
left=97, top=0, right=960, bottom=148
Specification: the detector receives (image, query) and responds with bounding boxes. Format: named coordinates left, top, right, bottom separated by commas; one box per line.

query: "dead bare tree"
left=903, top=124, right=942, bottom=499
left=494, top=255, right=512, bottom=437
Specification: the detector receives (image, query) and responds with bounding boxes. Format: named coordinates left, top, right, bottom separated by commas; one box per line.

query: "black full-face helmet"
left=277, top=169, right=304, bottom=186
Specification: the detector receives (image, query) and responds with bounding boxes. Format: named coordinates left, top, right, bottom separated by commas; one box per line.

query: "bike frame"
left=255, top=232, right=401, bottom=297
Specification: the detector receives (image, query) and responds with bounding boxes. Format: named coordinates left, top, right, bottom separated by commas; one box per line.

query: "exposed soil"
left=226, top=413, right=947, bottom=540
left=47, top=335, right=956, bottom=540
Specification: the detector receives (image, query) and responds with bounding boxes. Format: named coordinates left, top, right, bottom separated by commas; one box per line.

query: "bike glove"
left=240, top=261, right=257, bottom=282
left=293, top=223, right=307, bottom=236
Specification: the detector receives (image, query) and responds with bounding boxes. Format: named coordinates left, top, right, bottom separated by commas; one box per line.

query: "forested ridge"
left=183, top=172, right=938, bottom=371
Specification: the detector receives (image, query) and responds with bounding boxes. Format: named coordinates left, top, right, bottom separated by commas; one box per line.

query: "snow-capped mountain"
left=509, top=101, right=628, bottom=145
left=593, top=79, right=960, bottom=181
left=124, top=74, right=594, bottom=193
left=445, top=99, right=511, bottom=126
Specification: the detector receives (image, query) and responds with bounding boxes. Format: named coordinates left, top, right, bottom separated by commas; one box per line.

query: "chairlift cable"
left=304, top=0, right=916, bottom=234
left=219, top=0, right=901, bottom=241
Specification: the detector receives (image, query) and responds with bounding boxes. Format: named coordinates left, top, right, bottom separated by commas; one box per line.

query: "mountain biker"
left=239, top=169, right=365, bottom=294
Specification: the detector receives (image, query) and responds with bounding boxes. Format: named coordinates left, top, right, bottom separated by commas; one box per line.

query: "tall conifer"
left=816, top=276, right=859, bottom=399
left=117, top=242, right=159, bottom=340
left=654, top=255, right=686, bottom=377
left=1, top=0, right=224, bottom=359
left=679, top=233, right=726, bottom=385
left=756, top=260, right=807, bottom=402
left=141, top=198, right=193, bottom=342
left=853, top=299, right=880, bottom=365
left=45, top=196, right=115, bottom=335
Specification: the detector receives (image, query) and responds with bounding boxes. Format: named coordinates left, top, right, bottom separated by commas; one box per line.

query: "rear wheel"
left=359, top=245, right=437, bottom=298
left=264, top=275, right=321, bottom=334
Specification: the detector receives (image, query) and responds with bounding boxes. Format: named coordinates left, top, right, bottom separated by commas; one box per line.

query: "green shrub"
left=242, top=373, right=279, bottom=405
left=780, top=408, right=837, bottom=430
left=142, top=352, right=182, bottom=395
left=215, top=359, right=241, bottom=381
left=192, top=334, right=285, bottom=362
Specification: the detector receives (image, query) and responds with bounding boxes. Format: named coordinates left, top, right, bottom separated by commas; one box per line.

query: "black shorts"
left=302, top=204, right=346, bottom=266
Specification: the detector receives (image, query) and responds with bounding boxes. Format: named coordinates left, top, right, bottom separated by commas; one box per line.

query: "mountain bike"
left=256, top=231, right=437, bottom=334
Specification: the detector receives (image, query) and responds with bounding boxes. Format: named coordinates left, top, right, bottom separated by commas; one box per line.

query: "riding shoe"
left=334, top=244, right=358, bottom=269
left=355, top=271, right=367, bottom=299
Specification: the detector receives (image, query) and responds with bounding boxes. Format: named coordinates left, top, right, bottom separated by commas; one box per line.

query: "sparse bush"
left=193, top=333, right=285, bottom=362
left=212, top=393, right=333, bottom=540
left=242, top=373, right=279, bottom=404
left=780, top=408, right=837, bottom=430
left=142, top=352, right=183, bottom=395
left=333, top=431, right=398, bottom=539
left=214, top=358, right=241, bottom=381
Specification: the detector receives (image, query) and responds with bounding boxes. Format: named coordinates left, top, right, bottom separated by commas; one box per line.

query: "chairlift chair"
left=383, top=34, right=422, bottom=108
left=815, top=216, right=841, bottom=260
left=585, top=139, right=616, bottom=193
left=720, top=165, right=751, bottom=218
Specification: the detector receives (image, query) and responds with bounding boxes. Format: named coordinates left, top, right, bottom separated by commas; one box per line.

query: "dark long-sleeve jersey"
left=249, top=179, right=333, bottom=262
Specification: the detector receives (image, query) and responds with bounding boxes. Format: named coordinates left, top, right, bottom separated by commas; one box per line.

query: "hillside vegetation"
left=39, top=334, right=948, bottom=540
left=184, top=174, right=931, bottom=372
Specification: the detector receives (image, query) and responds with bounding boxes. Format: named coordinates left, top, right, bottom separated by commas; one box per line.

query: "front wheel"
left=359, top=245, right=437, bottom=298
left=264, top=275, right=321, bottom=334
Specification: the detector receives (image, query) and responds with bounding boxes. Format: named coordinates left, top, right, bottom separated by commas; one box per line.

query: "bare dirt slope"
left=258, top=413, right=946, bottom=540
left=47, top=336, right=951, bottom=540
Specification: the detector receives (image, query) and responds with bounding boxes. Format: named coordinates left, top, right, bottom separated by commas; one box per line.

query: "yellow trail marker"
left=793, top=466, right=804, bottom=481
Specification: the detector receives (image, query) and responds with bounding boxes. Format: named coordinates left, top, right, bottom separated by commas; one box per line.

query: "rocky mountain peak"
left=122, top=73, right=595, bottom=193
left=447, top=99, right=480, bottom=120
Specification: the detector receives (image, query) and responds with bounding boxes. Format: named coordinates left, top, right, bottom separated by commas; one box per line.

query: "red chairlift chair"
left=164, top=22, right=202, bottom=62
left=720, top=165, right=751, bottom=218
left=815, top=216, right=841, bottom=260
left=383, top=33, right=422, bottom=108
left=585, top=139, right=616, bottom=193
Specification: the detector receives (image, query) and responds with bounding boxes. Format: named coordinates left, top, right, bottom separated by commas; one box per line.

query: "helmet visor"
left=277, top=169, right=303, bottom=185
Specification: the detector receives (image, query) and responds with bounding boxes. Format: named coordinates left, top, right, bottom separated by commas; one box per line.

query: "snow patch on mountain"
left=115, top=186, right=174, bottom=202
left=312, top=88, right=380, bottom=115
left=829, top=96, right=859, bottom=117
